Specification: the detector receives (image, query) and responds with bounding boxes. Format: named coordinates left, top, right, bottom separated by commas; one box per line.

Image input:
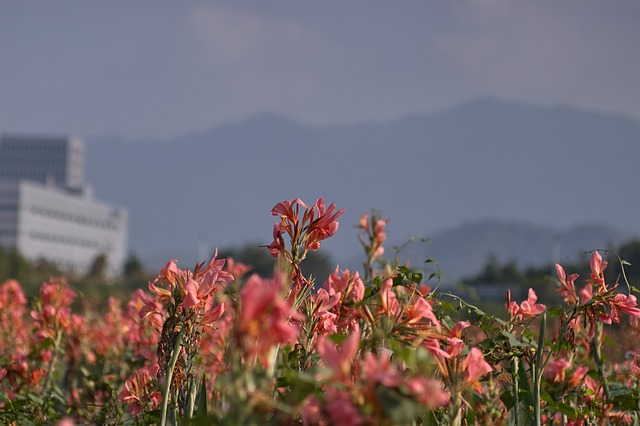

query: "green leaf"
left=438, top=301, right=456, bottom=312
left=197, top=375, right=208, bottom=419
left=548, top=306, right=565, bottom=317
left=283, top=372, right=319, bottom=405
left=541, top=393, right=578, bottom=418
left=517, top=358, right=533, bottom=407
left=375, top=385, right=422, bottom=423
left=328, top=333, right=349, bottom=344
left=27, top=393, right=44, bottom=405
left=501, top=330, right=524, bottom=348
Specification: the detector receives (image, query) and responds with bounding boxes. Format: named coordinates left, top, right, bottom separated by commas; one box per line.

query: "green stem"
left=42, top=330, right=63, bottom=394
left=592, top=321, right=611, bottom=401
left=533, top=313, right=546, bottom=426
left=160, top=328, right=186, bottom=426
left=185, top=373, right=200, bottom=419
left=450, top=387, right=463, bottom=426
left=512, top=356, right=519, bottom=425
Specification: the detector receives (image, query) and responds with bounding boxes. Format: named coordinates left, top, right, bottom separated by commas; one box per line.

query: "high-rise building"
left=0, top=135, right=127, bottom=276
left=0, top=135, right=84, bottom=191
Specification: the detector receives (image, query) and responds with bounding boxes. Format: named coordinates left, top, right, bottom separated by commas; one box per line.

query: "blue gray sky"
left=1, top=1, right=639, bottom=139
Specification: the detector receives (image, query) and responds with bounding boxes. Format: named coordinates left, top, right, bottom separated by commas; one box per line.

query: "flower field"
left=2, top=197, right=640, bottom=425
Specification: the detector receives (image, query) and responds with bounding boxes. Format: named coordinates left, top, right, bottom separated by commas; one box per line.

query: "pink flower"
left=30, top=279, right=76, bottom=341
left=313, top=289, right=341, bottom=334
left=520, top=288, right=546, bottom=317
left=404, top=376, right=450, bottom=408
left=0, top=279, right=26, bottom=310
left=463, top=348, right=493, bottom=392
left=579, top=283, right=593, bottom=304
left=305, top=198, right=345, bottom=252
left=272, top=198, right=308, bottom=223
left=611, top=293, right=640, bottom=323
left=267, top=197, right=344, bottom=258
left=301, top=396, right=326, bottom=426
left=568, top=365, right=589, bottom=388
left=379, top=277, right=399, bottom=316
left=401, top=296, right=441, bottom=329
left=224, top=257, right=251, bottom=279
left=555, top=263, right=579, bottom=306
left=544, top=357, right=571, bottom=383
left=423, top=338, right=452, bottom=362
left=325, top=390, right=363, bottom=426
left=589, top=251, right=608, bottom=290
left=317, top=326, right=360, bottom=381
left=267, top=222, right=287, bottom=257
left=363, top=351, right=402, bottom=388
left=180, top=266, right=226, bottom=311
left=238, top=274, right=304, bottom=363
left=357, top=213, right=388, bottom=262
left=506, top=288, right=546, bottom=320
left=323, top=267, right=365, bottom=303
left=118, top=366, right=162, bottom=417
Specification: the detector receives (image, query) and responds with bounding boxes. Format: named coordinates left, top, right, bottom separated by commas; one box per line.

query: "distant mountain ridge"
left=84, top=97, right=640, bottom=272
left=392, top=219, right=628, bottom=283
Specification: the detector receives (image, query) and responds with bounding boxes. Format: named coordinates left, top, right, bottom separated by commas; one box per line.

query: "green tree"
left=6, top=248, right=29, bottom=283
left=86, top=253, right=108, bottom=282
left=123, top=252, right=145, bottom=280
left=0, top=245, right=7, bottom=280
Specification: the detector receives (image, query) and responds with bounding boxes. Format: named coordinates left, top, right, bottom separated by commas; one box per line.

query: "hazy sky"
left=1, top=1, right=639, bottom=139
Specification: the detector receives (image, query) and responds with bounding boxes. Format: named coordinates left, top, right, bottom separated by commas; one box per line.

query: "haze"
left=2, top=1, right=639, bottom=139
left=2, top=1, right=640, bottom=275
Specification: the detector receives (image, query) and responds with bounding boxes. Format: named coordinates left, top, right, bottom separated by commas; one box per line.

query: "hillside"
left=390, top=220, right=628, bottom=284
left=84, top=97, right=640, bottom=272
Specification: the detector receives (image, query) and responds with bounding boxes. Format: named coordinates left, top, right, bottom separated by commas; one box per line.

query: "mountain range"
left=84, top=97, right=640, bottom=278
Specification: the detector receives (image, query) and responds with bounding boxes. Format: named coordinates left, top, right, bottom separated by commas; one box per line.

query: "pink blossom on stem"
left=118, top=366, right=162, bottom=417
left=378, top=277, right=399, bottom=317
left=317, top=326, right=360, bottom=381
left=506, top=288, right=546, bottom=321
left=423, top=338, right=452, bottom=363
left=305, top=198, right=345, bottom=252
left=579, top=283, right=593, bottom=305
left=611, top=293, right=640, bottom=323
left=544, top=357, right=571, bottom=383
left=555, top=263, right=579, bottom=306
left=324, top=389, right=363, bottom=426
left=238, top=274, right=304, bottom=363
left=462, top=347, right=493, bottom=392
left=401, top=296, right=441, bottom=329
left=322, top=267, right=365, bottom=303
left=589, top=250, right=608, bottom=290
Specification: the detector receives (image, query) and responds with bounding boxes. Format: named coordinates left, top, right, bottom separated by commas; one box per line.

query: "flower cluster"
left=3, top=198, right=640, bottom=425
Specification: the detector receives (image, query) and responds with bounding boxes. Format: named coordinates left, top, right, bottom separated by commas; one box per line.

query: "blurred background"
left=1, top=1, right=640, bottom=298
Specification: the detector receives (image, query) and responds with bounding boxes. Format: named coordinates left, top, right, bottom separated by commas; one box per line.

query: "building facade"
left=0, top=135, right=84, bottom=191
left=0, top=135, right=127, bottom=276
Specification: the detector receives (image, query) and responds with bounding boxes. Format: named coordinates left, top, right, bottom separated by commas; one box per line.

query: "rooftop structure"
left=0, top=135, right=84, bottom=191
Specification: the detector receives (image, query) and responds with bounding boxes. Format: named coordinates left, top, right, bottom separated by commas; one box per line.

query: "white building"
left=0, top=135, right=127, bottom=276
